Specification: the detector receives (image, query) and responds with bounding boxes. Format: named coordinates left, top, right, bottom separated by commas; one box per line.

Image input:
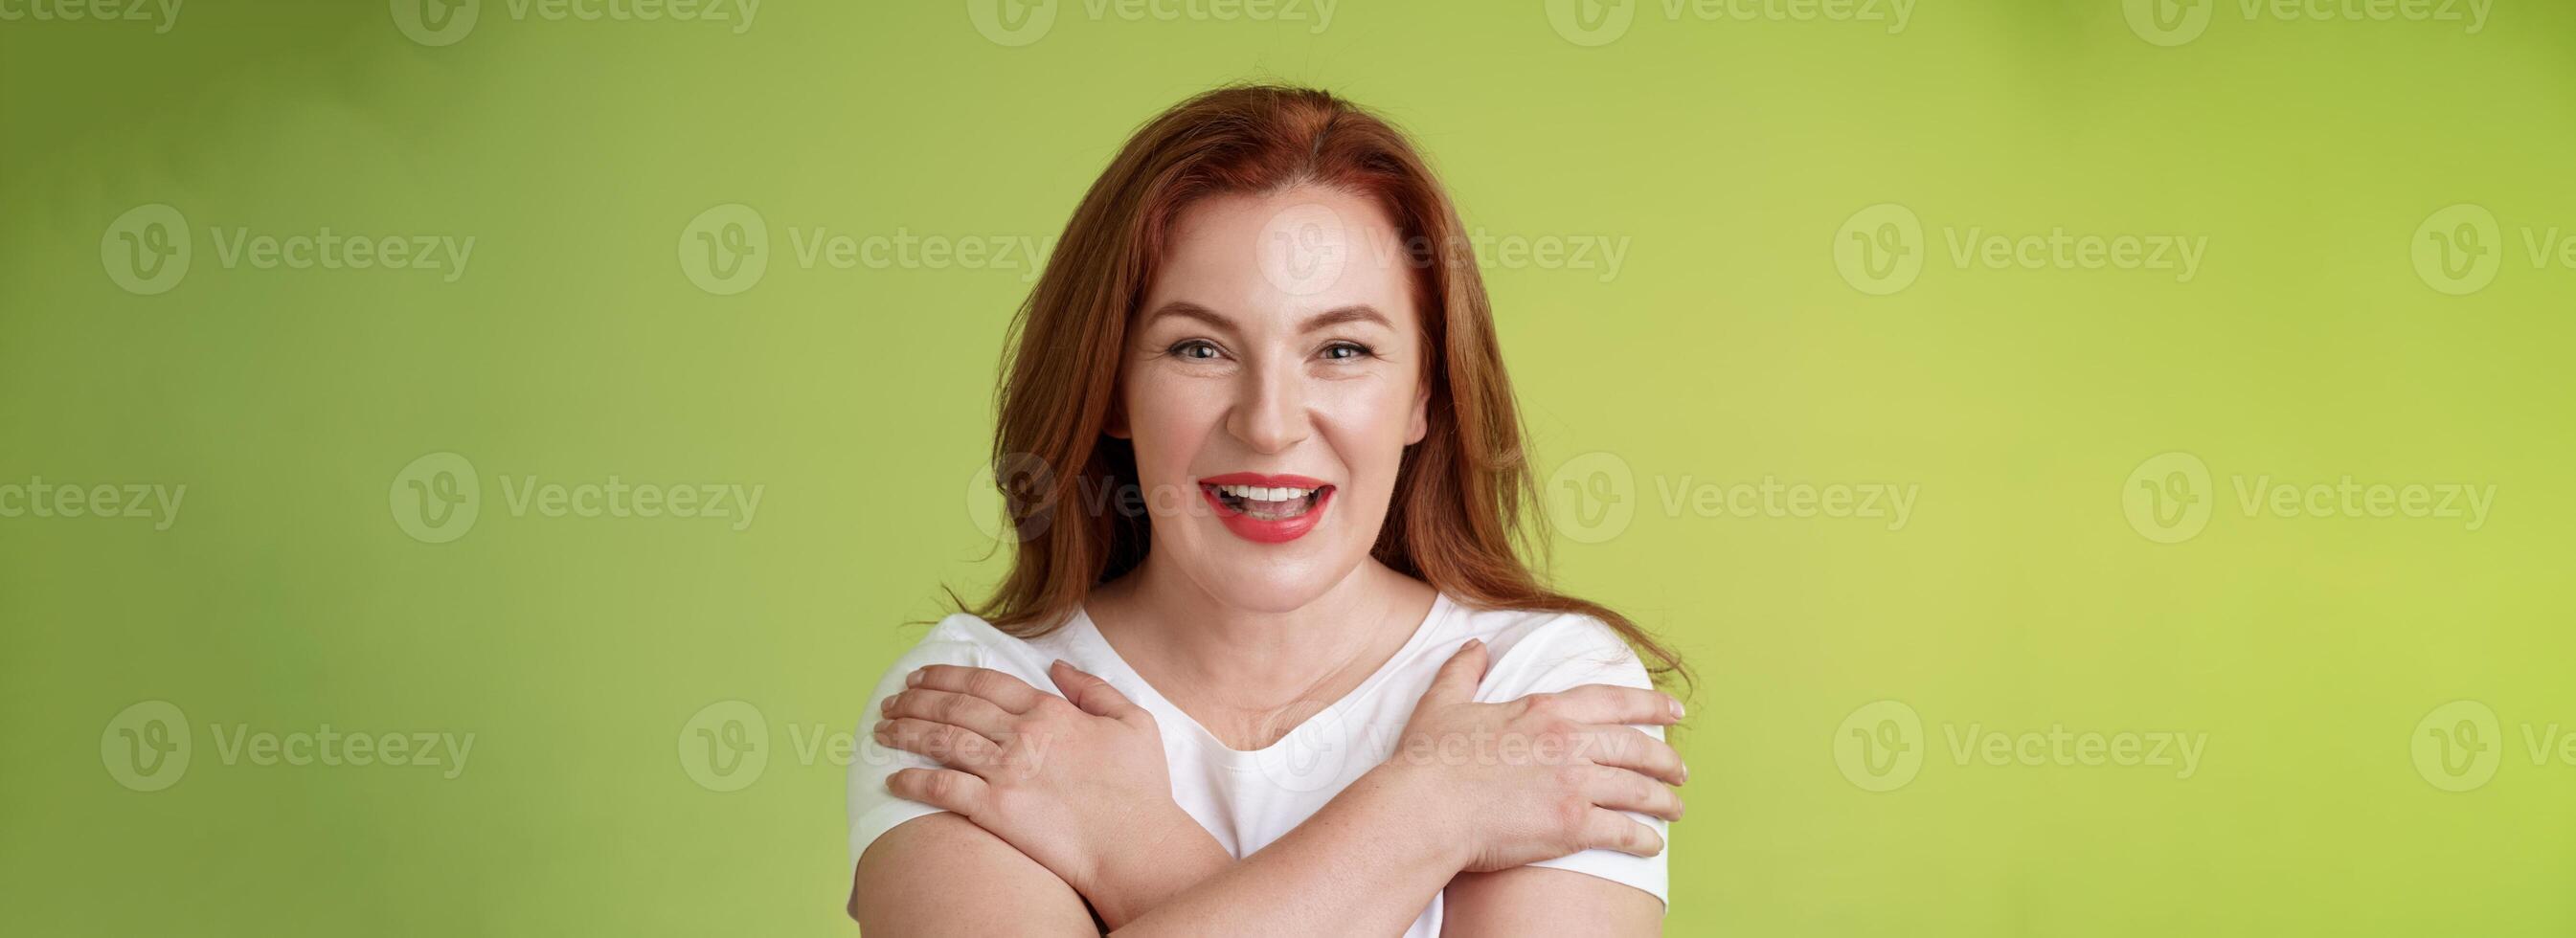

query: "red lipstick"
left=1197, top=473, right=1334, bottom=544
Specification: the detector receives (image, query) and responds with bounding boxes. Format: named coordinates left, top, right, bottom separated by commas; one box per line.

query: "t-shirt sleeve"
left=845, top=617, right=993, bottom=872
left=1472, top=614, right=1672, bottom=905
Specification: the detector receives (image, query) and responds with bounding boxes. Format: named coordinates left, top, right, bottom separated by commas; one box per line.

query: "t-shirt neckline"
left=1065, top=592, right=1456, bottom=760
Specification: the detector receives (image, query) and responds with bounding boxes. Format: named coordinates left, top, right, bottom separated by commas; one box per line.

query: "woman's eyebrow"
left=1299, top=304, right=1390, bottom=332
left=1142, top=301, right=1235, bottom=334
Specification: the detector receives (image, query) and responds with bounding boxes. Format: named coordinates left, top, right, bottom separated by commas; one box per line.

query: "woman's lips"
left=1197, top=473, right=1334, bottom=544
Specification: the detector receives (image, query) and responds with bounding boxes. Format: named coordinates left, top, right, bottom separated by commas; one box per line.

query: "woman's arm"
left=847, top=814, right=1096, bottom=934
left=867, top=640, right=1683, bottom=932
left=1440, top=867, right=1665, bottom=936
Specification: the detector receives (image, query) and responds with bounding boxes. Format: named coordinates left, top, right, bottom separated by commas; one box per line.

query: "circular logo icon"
left=391, top=452, right=481, bottom=545
left=392, top=0, right=480, bottom=47
left=679, top=700, right=771, bottom=792
left=967, top=0, right=1057, bottom=47
left=965, top=452, right=1056, bottom=544
left=1546, top=451, right=1636, bottom=545
left=2123, top=0, right=2211, bottom=46
left=1833, top=203, right=1923, bottom=296
left=102, top=700, right=192, bottom=793
left=101, top=204, right=192, bottom=296
left=2410, top=699, right=2501, bottom=793
left=1834, top=699, right=1923, bottom=792
left=1253, top=704, right=1351, bottom=794
left=2411, top=203, right=2501, bottom=297
left=678, top=203, right=770, bottom=296
left=2122, top=451, right=2213, bottom=544
left=1254, top=201, right=1352, bottom=299
left=1546, top=0, right=1635, bottom=47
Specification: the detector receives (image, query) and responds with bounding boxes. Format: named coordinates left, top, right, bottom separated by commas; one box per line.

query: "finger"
left=881, top=688, right=1018, bottom=740
left=1049, top=659, right=1145, bottom=723
left=1581, top=764, right=1684, bottom=822
left=887, top=767, right=989, bottom=815
left=874, top=718, right=1003, bottom=773
left=1535, top=683, right=1683, bottom=726
left=1579, top=807, right=1666, bottom=859
left=1577, top=725, right=1688, bottom=786
left=1422, top=639, right=1489, bottom=705
left=907, top=664, right=1046, bottom=713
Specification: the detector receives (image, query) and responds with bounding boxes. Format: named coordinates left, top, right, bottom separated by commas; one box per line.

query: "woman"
left=847, top=84, right=1691, bottom=935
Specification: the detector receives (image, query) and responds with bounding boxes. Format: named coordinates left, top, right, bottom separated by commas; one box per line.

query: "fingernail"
left=905, top=669, right=924, bottom=686
left=878, top=695, right=897, bottom=715
left=872, top=720, right=891, bottom=735
left=1668, top=697, right=1685, bottom=720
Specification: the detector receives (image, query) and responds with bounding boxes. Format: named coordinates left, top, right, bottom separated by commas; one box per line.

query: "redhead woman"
left=846, top=84, right=1691, bottom=936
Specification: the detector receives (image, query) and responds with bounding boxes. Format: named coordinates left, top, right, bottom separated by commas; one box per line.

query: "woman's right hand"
left=1370, top=638, right=1688, bottom=873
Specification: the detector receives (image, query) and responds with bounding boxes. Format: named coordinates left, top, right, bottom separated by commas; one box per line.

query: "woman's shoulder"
left=876, top=611, right=1078, bottom=684
left=1440, top=597, right=1649, bottom=691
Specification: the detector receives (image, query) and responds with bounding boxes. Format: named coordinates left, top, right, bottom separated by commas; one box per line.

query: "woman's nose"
left=1224, top=360, right=1312, bottom=455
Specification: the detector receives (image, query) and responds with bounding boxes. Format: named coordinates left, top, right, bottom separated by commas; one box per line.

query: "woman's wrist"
left=1345, top=760, right=1475, bottom=874
left=1078, top=799, right=1232, bottom=928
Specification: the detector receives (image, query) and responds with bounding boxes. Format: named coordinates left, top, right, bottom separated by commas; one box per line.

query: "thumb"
left=1423, top=638, right=1489, bottom=705
left=1050, top=659, right=1144, bottom=721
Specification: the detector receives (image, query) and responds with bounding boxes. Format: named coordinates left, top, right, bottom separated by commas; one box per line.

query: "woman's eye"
left=1170, top=340, right=1222, bottom=360
left=1321, top=342, right=1372, bottom=362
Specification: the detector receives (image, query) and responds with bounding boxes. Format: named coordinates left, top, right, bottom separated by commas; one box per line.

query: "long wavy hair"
left=960, top=83, right=1686, bottom=691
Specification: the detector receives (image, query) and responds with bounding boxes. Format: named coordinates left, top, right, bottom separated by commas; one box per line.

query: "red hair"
left=962, top=83, right=1685, bottom=690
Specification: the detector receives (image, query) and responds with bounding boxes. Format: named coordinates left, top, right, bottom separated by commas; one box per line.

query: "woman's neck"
left=1088, top=554, right=1437, bottom=748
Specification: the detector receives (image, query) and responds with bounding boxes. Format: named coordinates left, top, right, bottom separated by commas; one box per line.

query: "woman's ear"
left=1404, top=379, right=1430, bottom=445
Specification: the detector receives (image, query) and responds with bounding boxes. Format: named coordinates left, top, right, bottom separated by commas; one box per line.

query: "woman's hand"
left=1371, top=638, right=1688, bottom=873
left=873, top=661, right=1227, bottom=926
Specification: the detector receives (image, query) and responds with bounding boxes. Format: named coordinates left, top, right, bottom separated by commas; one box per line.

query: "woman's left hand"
left=873, top=661, right=1224, bottom=926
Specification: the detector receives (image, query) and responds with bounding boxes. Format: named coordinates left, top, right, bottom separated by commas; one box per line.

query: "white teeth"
left=1214, top=483, right=1319, bottom=502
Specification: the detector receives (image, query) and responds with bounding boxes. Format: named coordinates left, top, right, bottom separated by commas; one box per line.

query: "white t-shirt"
left=846, top=592, right=1668, bottom=935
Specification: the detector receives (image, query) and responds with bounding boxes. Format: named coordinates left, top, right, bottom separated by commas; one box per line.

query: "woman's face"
left=1112, top=185, right=1430, bottom=613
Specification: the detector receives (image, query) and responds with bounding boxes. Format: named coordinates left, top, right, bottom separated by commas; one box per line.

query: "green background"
left=4, top=0, right=2571, bottom=934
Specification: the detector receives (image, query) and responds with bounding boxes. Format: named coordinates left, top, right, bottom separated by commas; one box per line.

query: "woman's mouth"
left=1197, top=474, right=1335, bottom=544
